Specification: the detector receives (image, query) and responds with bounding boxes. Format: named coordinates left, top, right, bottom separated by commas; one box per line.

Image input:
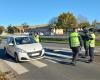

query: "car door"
left=7, top=37, right=15, bottom=57
left=6, top=37, right=11, bottom=54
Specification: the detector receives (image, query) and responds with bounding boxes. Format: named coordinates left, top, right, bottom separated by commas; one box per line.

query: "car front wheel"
left=14, top=53, right=19, bottom=63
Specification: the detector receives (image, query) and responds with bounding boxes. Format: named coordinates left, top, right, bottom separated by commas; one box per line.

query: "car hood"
left=16, top=43, right=43, bottom=52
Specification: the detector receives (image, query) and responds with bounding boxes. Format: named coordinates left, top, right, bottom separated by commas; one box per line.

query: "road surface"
left=0, top=42, right=100, bottom=80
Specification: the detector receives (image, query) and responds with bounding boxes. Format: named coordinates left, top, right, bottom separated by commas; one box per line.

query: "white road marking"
left=62, top=48, right=71, bottom=50
left=4, top=59, right=29, bottom=74
left=54, top=48, right=99, bottom=52
left=30, top=60, right=47, bottom=68
left=0, top=61, right=11, bottom=73
left=45, top=52, right=72, bottom=59
left=53, top=49, right=71, bottom=52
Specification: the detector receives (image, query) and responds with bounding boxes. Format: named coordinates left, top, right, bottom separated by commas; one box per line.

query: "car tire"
left=14, top=53, right=19, bottom=63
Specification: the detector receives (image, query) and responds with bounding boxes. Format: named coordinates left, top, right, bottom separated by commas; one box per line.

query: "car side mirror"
left=9, top=43, right=14, bottom=46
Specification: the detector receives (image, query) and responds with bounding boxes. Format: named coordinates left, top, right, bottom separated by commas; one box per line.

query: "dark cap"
left=89, top=28, right=94, bottom=32
left=82, top=26, right=87, bottom=29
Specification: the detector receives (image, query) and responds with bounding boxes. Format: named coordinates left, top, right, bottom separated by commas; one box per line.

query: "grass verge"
left=41, top=38, right=68, bottom=44
left=0, top=71, right=8, bottom=80
left=0, top=36, right=7, bottom=39
left=41, top=38, right=100, bottom=46
left=95, top=41, right=100, bottom=46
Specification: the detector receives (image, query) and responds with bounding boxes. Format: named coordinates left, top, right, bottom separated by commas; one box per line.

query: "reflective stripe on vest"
left=86, top=33, right=95, bottom=47
left=70, top=32, right=80, bottom=47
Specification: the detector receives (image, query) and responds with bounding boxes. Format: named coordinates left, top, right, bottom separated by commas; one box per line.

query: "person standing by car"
left=33, top=33, right=40, bottom=43
left=81, top=26, right=89, bottom=58
left=86, top=28, right=96, bottom=63
left=69, top=27, right=83, bottom=65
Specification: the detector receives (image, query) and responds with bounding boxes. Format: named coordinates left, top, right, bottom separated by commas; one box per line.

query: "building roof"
left=29, top=24, right=48, bottom=29
left=14, top=24, right=48, bottom=30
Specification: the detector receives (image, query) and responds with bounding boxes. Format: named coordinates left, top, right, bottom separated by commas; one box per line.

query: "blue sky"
left=0, top=0, right=100, bottom=26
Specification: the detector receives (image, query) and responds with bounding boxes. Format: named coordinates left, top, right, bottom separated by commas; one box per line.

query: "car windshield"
left=15, top=37, right=36, bottom=45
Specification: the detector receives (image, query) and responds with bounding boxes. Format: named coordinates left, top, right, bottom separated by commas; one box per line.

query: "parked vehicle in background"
left=39, top=32, right=44, bottom=36
left=4, top=35, right=45, bottom=62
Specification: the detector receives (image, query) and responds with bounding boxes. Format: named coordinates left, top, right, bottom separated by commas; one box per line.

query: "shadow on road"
left=44, top=48, right=99, bottom=64
left=44, top=48, right=73, bottom=65
left=45, top=48, right=72, bottom=56
left=0, top=49, right=15, bottom=63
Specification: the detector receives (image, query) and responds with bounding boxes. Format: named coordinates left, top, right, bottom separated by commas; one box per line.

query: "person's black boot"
left=86, top=59, right=93, bottom=63
left=71, top=61, right=76, bottom=66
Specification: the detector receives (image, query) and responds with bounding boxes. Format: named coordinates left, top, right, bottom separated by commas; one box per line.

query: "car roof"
left=7, top=35, right=29, bottom=38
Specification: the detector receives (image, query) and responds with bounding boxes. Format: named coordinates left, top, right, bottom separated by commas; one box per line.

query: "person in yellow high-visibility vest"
left=69, top=27, right=83, bottom=65
left=86, top=28, right=95, bottom=63
left=33, top=33, right=40, bottom=43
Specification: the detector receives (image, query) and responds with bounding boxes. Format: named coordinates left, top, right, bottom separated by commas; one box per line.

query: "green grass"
left=44, top=40, right=67, bottom=44
left=0, top=71, right=7, bottom=80
left=41, top=38, right=100, bottom=46
left=0, top=36, right=100, bottom=46
left=41, top=38, right=68, bottom=43
left=0, top=36, right=7, bottom=39
left=96, top=41, right=100, bottom=46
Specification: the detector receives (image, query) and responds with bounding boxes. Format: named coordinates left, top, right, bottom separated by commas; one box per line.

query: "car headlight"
left=42, top=49, right=45, bottom=52
left=16, top=48, right=26, bottom=53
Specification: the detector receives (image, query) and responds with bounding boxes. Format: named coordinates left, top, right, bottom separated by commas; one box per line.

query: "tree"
left=57, top=12, right=77, bottom=32
left=22, top=22, right=29, bottom=32
left=92, top=20, right=97, bottom=28
left=13, top=26, right=20, bottom=33
left=49, top=17, right=58, bottom=29
left=78, top=22, right=90, bottom=29
left=77, top=15, right=90, bottom=29
left=7, top=25, right=14, bottom=34
left=48, top=17, right=59, bottom=33
left=0, top=26, right=4, bottom=34
left=22, top=22, right=29, bottom=28
left=77, top=15, right=88, bottom=24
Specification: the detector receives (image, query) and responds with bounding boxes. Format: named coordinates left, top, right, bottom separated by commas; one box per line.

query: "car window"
left=15, top=37, right=36, bottom=45
left=7, top=37, right=15, bottom=44
left=7, top=38, right=11, bottom=44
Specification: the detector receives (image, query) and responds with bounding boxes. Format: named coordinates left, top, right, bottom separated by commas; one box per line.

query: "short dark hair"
left=72, top=27, right=77, bottom=31
left=89, top=28, right=94, bottom=32
left=82, top=26, right=86, bottom=29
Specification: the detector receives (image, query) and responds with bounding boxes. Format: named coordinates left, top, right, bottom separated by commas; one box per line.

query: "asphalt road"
left=0, top=42, right=100, bottom=80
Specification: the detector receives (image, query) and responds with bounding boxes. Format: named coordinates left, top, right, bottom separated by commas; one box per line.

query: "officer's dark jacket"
left=81, top=30, right=94, bottom=41
left=81, top=30, right=89, bottom=41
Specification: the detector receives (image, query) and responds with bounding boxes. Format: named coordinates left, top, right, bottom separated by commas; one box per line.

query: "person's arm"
left=86, top=33, right=93, bottom=40
left=88, top=34, right=93, bottom=40
left=69, top=36, right=71, bottom=49
left=78, top=35, right=83, bottom=47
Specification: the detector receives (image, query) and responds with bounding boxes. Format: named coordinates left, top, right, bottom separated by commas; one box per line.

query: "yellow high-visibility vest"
left=86, top=33, right=95, bottom=47
left=70, top=32, right=80, bottom=47
left=34, top=35, right=40, bottom=43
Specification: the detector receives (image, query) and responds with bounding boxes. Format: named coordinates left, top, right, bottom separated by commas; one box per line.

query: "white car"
left=4, top=35, right=45, bottom=62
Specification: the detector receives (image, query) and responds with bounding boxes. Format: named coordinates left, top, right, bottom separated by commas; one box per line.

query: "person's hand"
left=79, top=46, right=82, bottom=51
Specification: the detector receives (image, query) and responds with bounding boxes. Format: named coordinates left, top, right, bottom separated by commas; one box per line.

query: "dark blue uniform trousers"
left=71, top=47, right=80, bottom=62
left=89, top=47, right=94, bottom=61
